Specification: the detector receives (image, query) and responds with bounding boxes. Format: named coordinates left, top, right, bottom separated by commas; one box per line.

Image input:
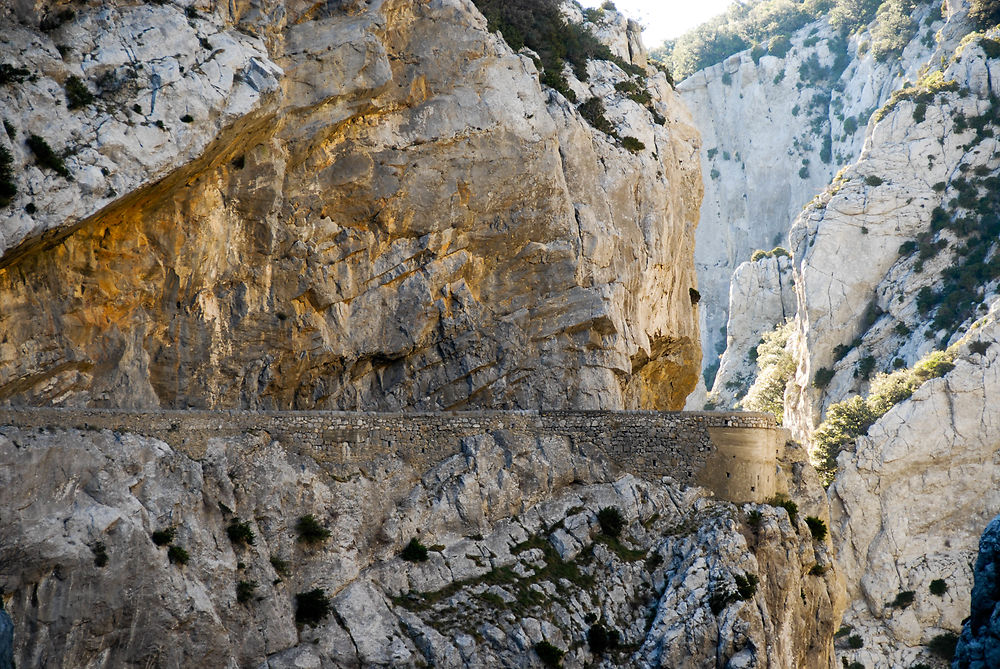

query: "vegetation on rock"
left=740, top=320, right=796, bottom=422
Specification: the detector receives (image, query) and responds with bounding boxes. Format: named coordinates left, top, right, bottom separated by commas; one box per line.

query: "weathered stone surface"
left=680, top=5, right=943, bottom=377
left=699, top=254, right=796, bottom=409
left=0, top=421, right=839, bottom=668
left=0, top=0, right=700, bottom=412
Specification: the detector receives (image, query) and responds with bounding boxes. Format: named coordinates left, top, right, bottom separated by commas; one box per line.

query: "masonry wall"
left=0, top=408, right=780, bottom=502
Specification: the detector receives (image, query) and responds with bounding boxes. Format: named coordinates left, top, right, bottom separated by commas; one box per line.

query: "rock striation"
left=679, top=4, right=943, bottom=383
left=0, top=0, right=701, bottom=412
left=0, top=418, right=841, bottom=668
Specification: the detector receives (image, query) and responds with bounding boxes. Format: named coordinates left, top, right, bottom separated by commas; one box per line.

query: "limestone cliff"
left=679, top=3, right=943, bottom=386
left=778, top=7, right=1000, bottom=665
left=0, top=0, right=701, bottom=412
left=0, top=420, right=841, bottom=668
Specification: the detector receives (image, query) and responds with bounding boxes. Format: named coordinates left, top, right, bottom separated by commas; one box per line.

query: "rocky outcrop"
left=703, top=254, right=796, bottom=410
left=0, top=420, right=840, bottom=668
left=679, top=4, right=943, bottom=380
left=955, top=514, right=1000, bottom=669
left=777, top=8, right=1000, bottom=663
left=0, top=0, right=701, bottom=412
left=828, top=321, right=1000, bottom=667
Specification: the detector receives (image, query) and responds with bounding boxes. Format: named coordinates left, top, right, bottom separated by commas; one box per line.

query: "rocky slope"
left=679, top=2, right=944, bottom=390
left=777, top=8, right=1000, bottom=666
left=0, top=0, right=701, bottom=412
left=0, top=421, right=841, bottom=668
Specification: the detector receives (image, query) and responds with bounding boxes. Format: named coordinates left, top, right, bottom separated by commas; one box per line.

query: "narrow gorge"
left=2, top=0, right=1000, bottom=667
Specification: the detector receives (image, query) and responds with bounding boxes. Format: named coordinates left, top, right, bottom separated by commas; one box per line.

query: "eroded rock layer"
left=0, top=0, right=701, bottom=411
left=0, top=422, right=840, bottom=668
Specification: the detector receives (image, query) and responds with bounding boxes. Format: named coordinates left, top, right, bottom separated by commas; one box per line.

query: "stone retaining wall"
left=0, top=408, right=780, bottom=502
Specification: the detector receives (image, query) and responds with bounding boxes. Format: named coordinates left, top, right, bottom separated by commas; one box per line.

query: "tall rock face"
left=0, top=422, right=842, bottom=668
left=778, top=8, right=1000, bottom=665
left=0, top=0, right=701, bottom=411
left=678, top=4, right=943, bottom=386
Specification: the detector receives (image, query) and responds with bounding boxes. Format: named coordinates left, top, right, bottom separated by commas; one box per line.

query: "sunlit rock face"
left=0, top=0, right=701, bottom=411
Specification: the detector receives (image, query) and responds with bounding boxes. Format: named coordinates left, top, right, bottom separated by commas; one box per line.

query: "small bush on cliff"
left=587, top=624, right=620, bottom=654
left=597, top=507, right=626, bottom=538
left=0, top=144, right=16, bottom=207
left=533, top=640, right=565, bottom=667
left=927, top=632, right=958, bottom=659
left=735, top=572, right=759, bottom=599
left=226, top=519, right=255, bottom=546
left=847, top=634, right=864, bottom=648
left=812, top=345, right=959, bottom=485
left=91, top=541, right=109, bottom=567
left=296, top=514, right=331, bottom=545
left=401, top=538, right=429, bottom=562
left=236, top=580, right=257, bottom=604
left=805, top=516, right=828, bottom=541
left=270, top=555, right=291, bottom=577
left=26, top=134, right=70, bottom=177
left=295, top=588, right=331, bottom=626
left=741, top=320, right=796, bottom=423
left=64, top=75, right=93, bottom=110
left=621, top=135, right=645, bottom=153
left=890, top=590, right=916, bottom=608
left=769, top=495, right=798, bottom=524
left=151, top=527, right=176, bottom=546
left=970, top=0, right=1000, bottom=29
left=167, top=545, right=190, bottom=565
left=929, top=578, right=948, bottom=595
left=577, top=97, right=616, bottom=136
left=471, top=0, right=614, bottom=92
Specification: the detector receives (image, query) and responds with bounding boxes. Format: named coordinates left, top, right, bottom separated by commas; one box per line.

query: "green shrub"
left=768, top=34, right=792, bottom=58
left=735, top=572, right=758, bottom=599
left=295, top=588, right=331, bottom=626
left=890, top=590, right=916, bottom=608
left=856, top=355, right=876, bottom=380
left=587, top=624, right=620, bottom=654
left=472, top=0, right=615, bottom=89
left=92, top=541, right=109, bottom=567
left=0, top=144, right=16, bottom=207
left=597, top=507, right=626, bottom=538
left=180, top=114, right=194, bottom=123
left=64, top=75, right=93, bottom=110
left=621, top=135, right=645, bottom=153
left=742, top=320, right=796, bottom=422
left=236, top=580, right=258, bottom=604
left=813, top=346, right=958, bottom=484
left=533, top=640, right=565, bottom=667
left=927, top=632, right=958, bottom=659
left=848, top=634, right=864, bottom=649
left=813, top=367, right=835, bottom=388
left=865, top=175, right=884, bottom=187
left=167, top=545, right=190, bottom=565
left=805, top=516, right=828, bottom=541
left=152, top=528, right=176, bottom=546
left=401, top=538, right=429, bottom=562
left=577, top=97, right=615, bottom=136
left=929, top=578, right=948, bottom=595
left=270, top=555, right=291, bottom=577
left=0, top=63, right=30, bottom=86
left=746, top=509, right=762, bottom=528
left=26, top=134, right=69, bottom=177
left=226, top=519, right=255, bottom=546
left=296, top=514, right=332, bottom=545
left=721, top=72, right=733, bottom=86
left=769, top=495, right=798, bottom=524
left=809, top=563, right=828, bottom=575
